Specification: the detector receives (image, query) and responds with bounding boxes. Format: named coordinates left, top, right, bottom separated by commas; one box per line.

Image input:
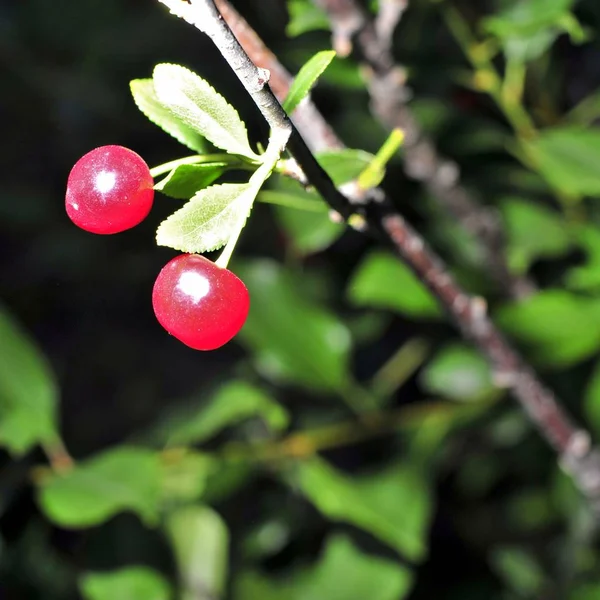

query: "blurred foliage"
left=3, top=0, right=600, bottom=598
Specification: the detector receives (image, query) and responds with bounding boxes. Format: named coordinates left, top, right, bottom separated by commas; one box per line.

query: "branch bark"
left=313, top=0, right=535, bottom=300
left=158, top=0, right=600, bottom=515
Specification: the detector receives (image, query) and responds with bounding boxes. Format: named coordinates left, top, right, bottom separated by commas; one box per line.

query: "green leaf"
left=483, top=0, right=579, bottom=61
left=276, top=203, right=345, bottom=254
left=155, top=381, right=289, bottom=446
left=501, top=197, right=571, bottom=273
left=79, top=567, right=172, bottom=600
left=155, top=162, right=228, bottom=199
left=316, top=149, right=376, bottom=186
left=130, top=79, right=206, bottom=153
left=166, top=505, right=229, bottom=600
left=0, top=303, right=59, bottom=455
left=236, top=260, right=352, bottom=393
left=235, top=535, right=413, bottom=600
left=489, top=547, right=545, bottom=596
left=160, top=450, right=215, bottom=505
left=38, top=447, right=161, bottom=528
left=570, top=583, right=600, bottom=600
left=348, top=251, right=441, bottom=318
left=290, top=457, right=432, bottom=561
left=283, top=50, right=336, bottom=114
left=496, top=290, right=600, bottom=367
left=156, top=182, right=257, bottom=253
left=420, top=344, right=494, bottom=402
left=584, top=359, right=600, bottom=438
left=286, top=0, right=330, bottom=37
left=524, top=127, right=600, bottom=197
left=565, top=225, right=600, bottom=291
left=152, top=64, right=257, bottom=159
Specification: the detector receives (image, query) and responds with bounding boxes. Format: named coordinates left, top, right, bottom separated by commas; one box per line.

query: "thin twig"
left=158, top=0, right=600, bottom=515
left=313, top=0, right=535, bottom=300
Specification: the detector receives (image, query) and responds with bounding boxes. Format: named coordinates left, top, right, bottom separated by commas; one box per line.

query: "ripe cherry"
left=66, top=145, right=154, bottom=234
left=152, top=254, right=249, bottom=350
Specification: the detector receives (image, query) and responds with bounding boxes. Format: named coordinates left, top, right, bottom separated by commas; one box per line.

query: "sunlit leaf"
left=153, top=64, right=257, bottom=159
left=283, top=50, right=336, bottom=114
left=156, top=182, right=256, bottom=253
left=130, top=79, right=206, bottom=153
left=316, top=149, right=376, bottom=186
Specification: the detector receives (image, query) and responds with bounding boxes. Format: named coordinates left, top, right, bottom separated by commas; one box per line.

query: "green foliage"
left=154, top=381, right=289, bottom=446
left=0, top=304, right=59, bottom=455
left=151, top=64, right=258, bottom=159
left=501, top=197, right=571, bottom=274
left=236, top=260, right=352, bottom=393
left=283, top=50, right=336, bottom=114
left=420, top=343, right=494, bottom=402
left=482, top=0, right=583, bottom=61
left=524, top=127, right=600, bottom=197
left=289, top=457, right=432, bottom=561
left=286, top=0, right=329, bottom=37
left=235, top=535, right=413, bottom=600
left=166, top=505, right=229, bottom=600
left=130, top=79, right=206, bottom=153
left=316, top=149, right=377, bottom=186
left=156, top=182, right=259, bottom=253
left=154, top=161, right=229, bottom=199
left=348, top=251, right=440, bottom=318
left=79, top=567, right=172, bottom=600
left=38, top=447, right=161, bottom=527
left=496, top=290, right=600, bottom=367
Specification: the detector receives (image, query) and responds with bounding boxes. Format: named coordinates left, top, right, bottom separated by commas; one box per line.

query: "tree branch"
left=158, top=0, right=600, bottom=515
left=313, top=0, right=535, bottom=300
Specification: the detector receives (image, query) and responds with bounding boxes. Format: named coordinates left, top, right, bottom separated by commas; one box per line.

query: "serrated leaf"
left=524, top=127, right=600, bottom=197
left=235, top=260, right=352, bottom=393
left=501, top=197, right=571, bottom=273
left=155, top=162, right=228, bottom=199
left=348, top=251, right=441, bottom=318
left=496, top=290, right=600, bottom=367
left=156, top=182, right=257, bottom=253
left=153, top=64, right=257, bottom=159
left=290, top=457, right=431, bottom=561
left=0, top=303, right=59, bottom=455
left=235, top=535, right=413, bottom=600
left=79, top=567, right=172, bottom=600
left=155, top=381, right=289, bottom=446
left=283, top=50, right=336, bottom=114
left=37, top=447, right=161, bottom=528
left=316, top=149, right=376, bottom=186
left=420, top=344, right=494, bottom=402
left=130, top=79, right=206, bottom=153
left=166, top=505, right=229, bottom=600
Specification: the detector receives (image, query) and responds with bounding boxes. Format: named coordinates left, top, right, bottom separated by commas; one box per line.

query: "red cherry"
left=66, top=145, right=154, bottom=234
left=152, top=254, right=250, bottom=350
